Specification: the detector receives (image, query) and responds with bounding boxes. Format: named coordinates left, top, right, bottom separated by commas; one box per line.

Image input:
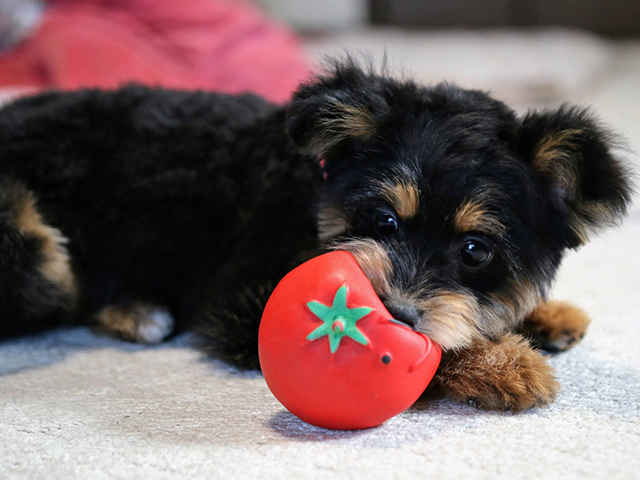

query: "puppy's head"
left=286, top=60, right=632, bottom=351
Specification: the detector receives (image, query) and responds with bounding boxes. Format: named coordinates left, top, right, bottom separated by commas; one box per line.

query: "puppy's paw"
left=470, top=346, right=559, bottom=412
left=521, top=301, right=590, bottom=352
left=96, top=303, right=175, bottom=344
left=438, top=334, right=559, bottom=412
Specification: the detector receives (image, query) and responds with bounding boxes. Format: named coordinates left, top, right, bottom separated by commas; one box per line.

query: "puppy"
left=0, top=60, right=631, bottom=411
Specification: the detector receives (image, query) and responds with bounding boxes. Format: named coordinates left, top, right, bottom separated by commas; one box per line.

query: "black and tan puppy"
left=0, top=60, right=631, bottom=411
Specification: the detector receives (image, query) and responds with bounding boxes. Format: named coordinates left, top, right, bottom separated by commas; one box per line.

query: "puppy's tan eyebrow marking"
left=377, top=180, right=420, bottom=219
left=454, top=200, right=506, bottom=237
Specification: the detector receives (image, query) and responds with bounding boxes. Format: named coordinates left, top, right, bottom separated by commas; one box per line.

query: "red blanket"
left=0, top=0, right=311, bottom=102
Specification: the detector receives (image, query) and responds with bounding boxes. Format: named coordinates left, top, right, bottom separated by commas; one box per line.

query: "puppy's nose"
left=384, top=301, right=421, bottom=328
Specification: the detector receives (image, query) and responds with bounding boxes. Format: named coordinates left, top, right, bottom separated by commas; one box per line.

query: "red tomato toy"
left=258, top=251, right=441, bottom=430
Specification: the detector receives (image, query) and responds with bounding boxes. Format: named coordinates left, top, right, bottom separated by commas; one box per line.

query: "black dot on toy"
left=381, top=354, right=392, bottom=365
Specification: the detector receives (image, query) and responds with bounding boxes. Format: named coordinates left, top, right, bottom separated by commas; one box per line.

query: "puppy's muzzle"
left=383, top=299, right=421, bottom=328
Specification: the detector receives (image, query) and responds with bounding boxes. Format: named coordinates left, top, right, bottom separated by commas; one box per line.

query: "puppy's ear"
left=286, top=61, right=389, bottom=156
left=519, top=106, right=632, bottom=247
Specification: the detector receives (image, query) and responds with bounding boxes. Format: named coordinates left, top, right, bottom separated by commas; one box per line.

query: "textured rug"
left=2, top=216, right=639, bottom=479
left=2, top=28, right=640, bottom=479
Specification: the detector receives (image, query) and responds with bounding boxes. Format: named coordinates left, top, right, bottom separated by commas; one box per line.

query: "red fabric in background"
left=0, top=0, right=311, bottom=102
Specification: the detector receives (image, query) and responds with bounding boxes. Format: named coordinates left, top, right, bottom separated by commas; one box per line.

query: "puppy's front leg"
left=434, top=334, right=559, bottom=411
left=519, top=301, right=591, bottom=353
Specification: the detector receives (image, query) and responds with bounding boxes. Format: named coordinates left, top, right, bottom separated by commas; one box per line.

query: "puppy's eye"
left=376, top=212, right=399, bottom=235
left=461, top=236, right=493, bottom=269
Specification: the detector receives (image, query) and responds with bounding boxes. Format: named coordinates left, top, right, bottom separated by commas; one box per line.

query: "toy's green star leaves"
left=306, top=301, right=332, bottom=321
left=306, top=284, right=373, bottom=354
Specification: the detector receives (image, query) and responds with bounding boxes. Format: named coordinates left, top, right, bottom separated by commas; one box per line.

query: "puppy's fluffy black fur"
left=0, top=60, right=632, bottom=410
left=0, top=87, right=318, bottom=336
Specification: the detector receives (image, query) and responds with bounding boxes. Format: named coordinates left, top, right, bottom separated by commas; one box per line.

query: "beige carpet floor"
left=1, top=29, right=639, bottom=479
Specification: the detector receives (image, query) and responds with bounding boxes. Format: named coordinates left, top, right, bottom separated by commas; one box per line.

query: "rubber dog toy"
left=259, top=251, right=441, bottom=430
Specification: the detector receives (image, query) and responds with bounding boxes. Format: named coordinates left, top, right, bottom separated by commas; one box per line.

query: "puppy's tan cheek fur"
left=328, top=238, right=393, bottom=298
left=416, top=291, right=483, bottom=350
